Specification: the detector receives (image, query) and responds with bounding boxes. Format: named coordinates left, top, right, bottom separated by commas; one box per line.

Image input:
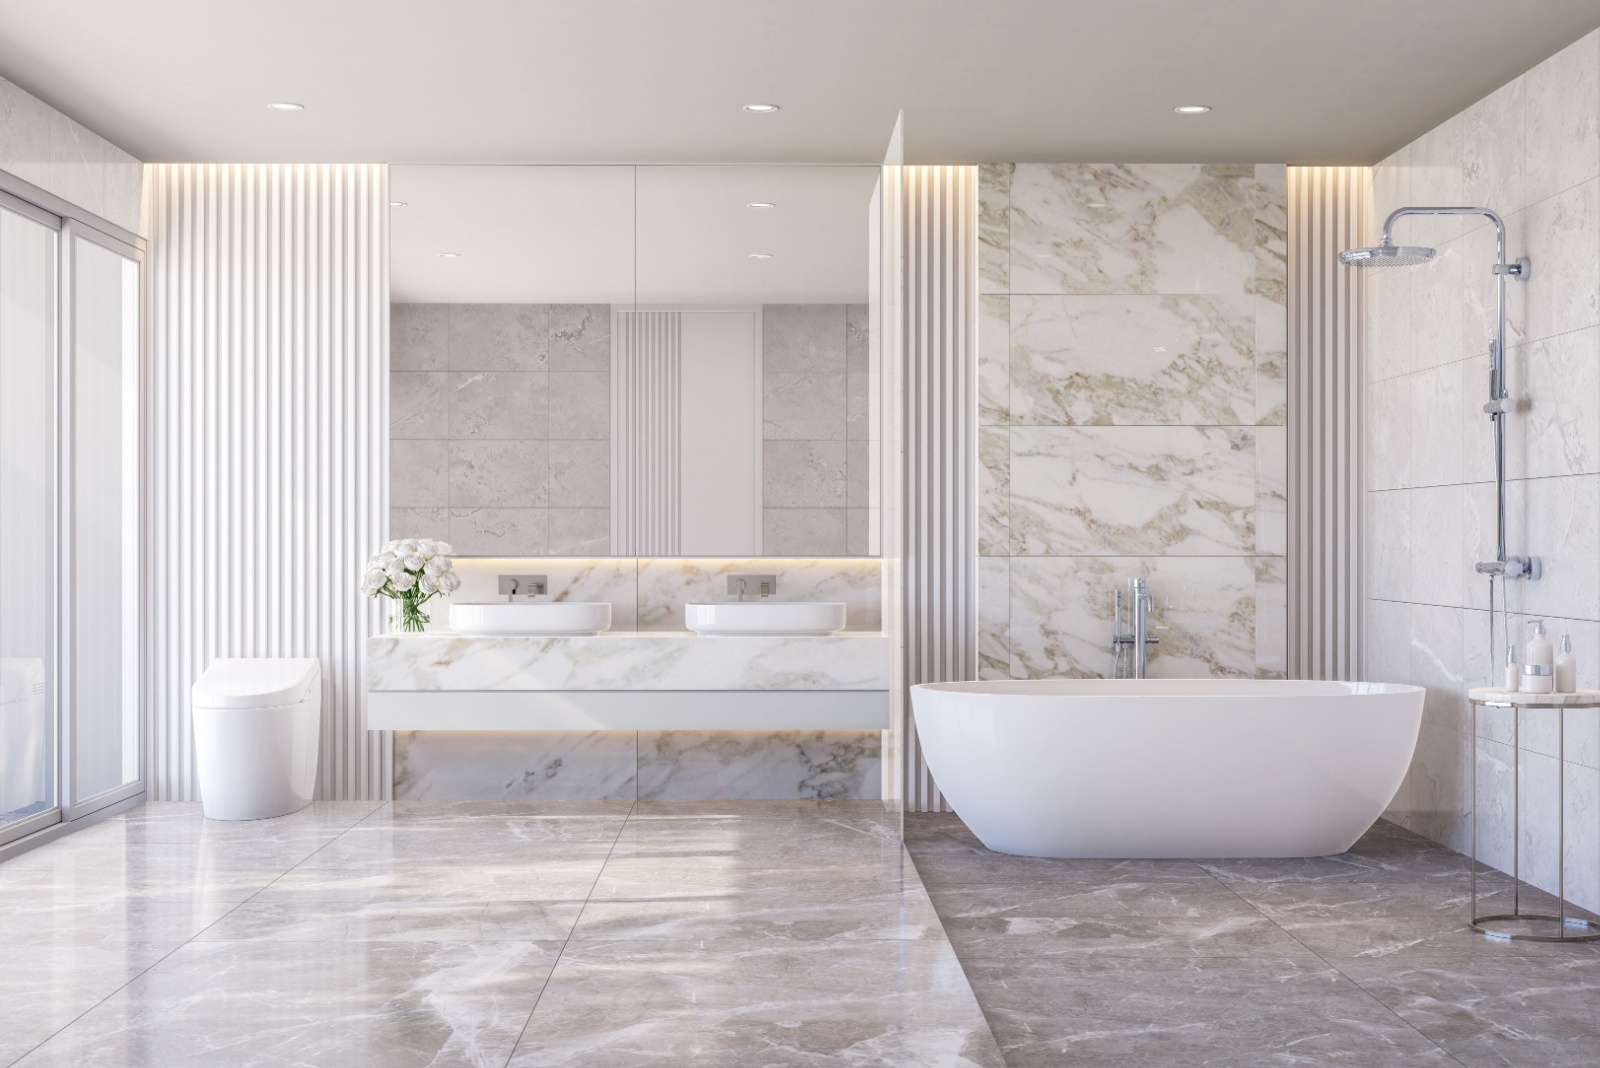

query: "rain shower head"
left=1338, top=240, right=1437, bottom=268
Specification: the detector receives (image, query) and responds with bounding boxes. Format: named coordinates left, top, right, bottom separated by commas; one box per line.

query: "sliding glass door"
left=0, top=194, right=60, bottom=843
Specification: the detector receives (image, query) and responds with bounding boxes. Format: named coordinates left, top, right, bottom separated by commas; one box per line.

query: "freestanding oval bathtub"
left=911, top=679, right=1424, bottom=859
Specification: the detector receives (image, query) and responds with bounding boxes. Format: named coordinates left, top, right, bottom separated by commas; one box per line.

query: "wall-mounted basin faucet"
left=728, top=574, right=777, bottom=601
left=498, top=575, right=548, bottom=602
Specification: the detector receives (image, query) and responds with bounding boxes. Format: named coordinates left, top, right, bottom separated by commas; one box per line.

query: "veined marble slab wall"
left=1365, top=29, right=1600, bottom=912
left=977, top=163, right=1288, bottom=682
left=0, top=74, right=142, bottom=235
left=389, top=556, right=883, bottom=799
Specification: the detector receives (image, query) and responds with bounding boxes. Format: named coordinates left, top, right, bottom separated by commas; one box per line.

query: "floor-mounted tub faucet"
left=1111, top=578, right=1159, bottom=679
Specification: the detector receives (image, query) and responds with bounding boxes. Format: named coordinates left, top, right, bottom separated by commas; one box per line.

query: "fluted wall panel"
left=1286, top=166, right=1367, bottom=681
left=611, top=310, right=682, bottom=557
left=894, top=165, right=978, bottom=811
left=145, top=164, right=390, bottom=800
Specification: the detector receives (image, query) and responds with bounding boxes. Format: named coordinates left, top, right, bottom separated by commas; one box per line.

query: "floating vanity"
left=364, top=630, right=891, bottom=732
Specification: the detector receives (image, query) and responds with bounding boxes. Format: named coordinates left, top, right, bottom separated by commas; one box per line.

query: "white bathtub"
left=911, top=679, right=1424, bottom=859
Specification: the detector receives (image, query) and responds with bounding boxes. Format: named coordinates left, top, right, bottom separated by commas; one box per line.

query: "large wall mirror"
left=389, top=164, right=881, bottom=559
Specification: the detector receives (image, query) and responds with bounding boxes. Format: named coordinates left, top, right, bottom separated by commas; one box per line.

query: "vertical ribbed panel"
left=895, top=166, right=978, bottom=811
left=144, top=164, right=390, bottom=801
left=611, top=310, right=681, bottom=556
left=1286, top=167, right=1368, bottom=681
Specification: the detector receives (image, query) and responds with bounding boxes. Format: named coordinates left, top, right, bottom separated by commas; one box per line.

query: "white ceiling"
left=390, top=164, right=876, bottom=304
left=0, top=1, right=1596, bottom=165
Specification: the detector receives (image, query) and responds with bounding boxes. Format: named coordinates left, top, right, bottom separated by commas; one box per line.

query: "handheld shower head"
left=1338, top=240, right=1437, bottom=268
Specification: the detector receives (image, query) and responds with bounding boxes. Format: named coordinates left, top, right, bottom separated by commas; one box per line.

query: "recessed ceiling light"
left=742, top=104, right=780, bottom=113
left=1086, top=202, right=1107, bottom=208
left=1153, top=346, right=1167, bottom=353
left=266, top=102, right=304, bottom=112
left=746, top=202, right=777, bottom=209
left=748, top=253, right=773, bottom=259
left=439, top=252, right=462, bottom=259
left=1174, top=105, right=1212, bottom=114
left=389, top=201, right=407, bottom=208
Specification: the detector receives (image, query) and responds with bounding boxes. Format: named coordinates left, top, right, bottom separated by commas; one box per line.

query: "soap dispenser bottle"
left=1555, top=633, right=1578, bottom=694
left=1524, top=620, right=1555, bottom=695
left=1504, top=645, right=1520, bottom=692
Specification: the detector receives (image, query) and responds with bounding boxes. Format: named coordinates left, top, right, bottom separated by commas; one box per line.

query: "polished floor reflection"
left=0, top=801, right=1002, bottom=1067
left=905, top=814, right=1600, bottom=1068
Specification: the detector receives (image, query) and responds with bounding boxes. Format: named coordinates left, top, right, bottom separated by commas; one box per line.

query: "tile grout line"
left=500, top=798, right=637, bottom=1068
left=1196, top=864, right=1470, bottom=1068
left=1, top=802, right=388, bottom=1068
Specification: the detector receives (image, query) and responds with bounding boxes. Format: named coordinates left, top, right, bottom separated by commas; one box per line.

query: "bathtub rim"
left=913, top=679, right=1423, bottom=699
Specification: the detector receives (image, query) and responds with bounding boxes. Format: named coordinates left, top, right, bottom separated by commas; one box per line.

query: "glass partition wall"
left=0, top=190, right=143, bottom=851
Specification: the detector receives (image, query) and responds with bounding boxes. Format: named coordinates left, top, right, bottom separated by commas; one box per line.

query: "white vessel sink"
left=685, top=602, right=847, bottom=636
left=449, top=602, right=612, bottom=636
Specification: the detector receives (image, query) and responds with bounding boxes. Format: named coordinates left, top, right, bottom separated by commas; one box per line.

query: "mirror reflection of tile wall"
left=390, top=301, right=870, bottom=556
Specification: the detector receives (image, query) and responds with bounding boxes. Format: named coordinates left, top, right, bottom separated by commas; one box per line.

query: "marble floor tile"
left=0, top=942, right=180, bottom=1066
left=13, top=940, right=561, bottom=1068
left=293, top=817, right=625, bottom=869
left=377, top=800, right=635, bottom=822
left=961, top=956, right=1455, bottom=1068
left=506, top=938, right=1005, bottom=1068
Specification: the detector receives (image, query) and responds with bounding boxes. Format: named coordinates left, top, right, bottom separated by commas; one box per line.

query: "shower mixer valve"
left=1475, top=557, right=1541, bottom=581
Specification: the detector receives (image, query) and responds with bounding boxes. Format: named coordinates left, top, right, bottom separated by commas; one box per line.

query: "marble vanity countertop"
left=1467, top=687, right=1600, bottom=707
left=365, top=631, right=890, bottom=691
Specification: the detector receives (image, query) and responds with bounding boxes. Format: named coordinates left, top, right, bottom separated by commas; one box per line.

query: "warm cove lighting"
left=266, top=102, right=304, bottom=111
left=742, top=103, right=780, bottom=113
left=748, top=253, right=773, bottom=259
left=439, top=252, right=463, bottom=259
left=389, top=201, right=407, bottom=208
left=746, top=202, right=777, bottom=209
left=1174, top=104, right=1212, bottom=114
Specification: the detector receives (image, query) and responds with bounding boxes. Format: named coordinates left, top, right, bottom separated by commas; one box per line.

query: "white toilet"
left=192, top=658, right=321, bottom=820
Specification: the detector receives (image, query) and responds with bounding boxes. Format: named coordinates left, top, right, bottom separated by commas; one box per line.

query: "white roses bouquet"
left=362, top=538, right=461, bottom=632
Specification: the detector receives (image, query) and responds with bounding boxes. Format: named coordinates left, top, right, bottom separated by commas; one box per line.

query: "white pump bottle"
left=1523, top=619, right=1554, bottom=695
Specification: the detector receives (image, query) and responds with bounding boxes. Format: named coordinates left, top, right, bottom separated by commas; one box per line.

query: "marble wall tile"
left=548, top=373, right=609, bottom=439
left=394, top=731, right=638, bottom=800
left=1366, top=378, right=1411, bottom=491
left=1366, top=267, right=1413, bottom=383
left=48, top=111, right=106, bottom=219
left=1255, top=426, right=1286, bottom=558
left=0, top=76, right=52, bottom=188
left=846, top=508, right=870, bottom=556
left=846, top=439, right=869, bottom=508
left=1412, top=237, right=1466, bottom=372
left=1567, top=760, right=1600, bottom=913
left=1009, top=556, right=1257, bottom=679
left=1254, top=557, right=1286, bottom=678
left=763, top=305, right=846, bottom=372
left=635, top=730, right=881, bottom=800
left=391, top=507, right=450, bottom=542
left=764, top=440, right=847, bottom=507
left=978, top=295, right=1010, bottom=426
left=846, top=372, right=871, bottom=440
left=392, top=305, right=449, bottom=370
left=845, top=303, right=870, bottom=372
left=547, top=304, right=610, bottom=371
left=979, top=163, right=1013, bottom=294
left=1408, top=362, right=1464, bottom=487
left=1524, top=29, right=1600, bottom=205
left=1364, top=598, right=1413, bottom=686
left=1504, top=474, right=1600, bottom=622
left=390, top=372, right=449, bottom=439
left=1410, top=603, right=1466, bottom=733
left=763, top=509, right=847, bottom=556
left=103, top=147, right=143, bottom=236
left=1009, top=295, right=1255, bottom=426
left=1370, top=145, right=1411, bottom=233
left=1523, top=178, right=1600, bottom=344
left=1255, top=297, right=1287, bottom=426
left=1008, top=163, right=1257, bottom=296
left=1471, top=735, right=1516, bottom=871
left=448, top=440, right=548, bottom=507
left=1409, top=724, right=1474, bottom=855
left=1410, top=485, right=1465, bottom=609
left=391, top=440, right=450, bottom=507
left=447, top=508, right=548, bottom=556
left=548, top=509, right=610, bottom=556
left=636, top=558, right=881, bottom=631
left=1405, top=115, right=1466, bottom=247
left=1463, top=75, right=1527, bottom=225
left=449, top=304, right=549, bottom=371
left=1008, top=426, right=1256, bottom=557
left=548, top=440, right=609, bottom=508
left=1508, top=328, right=1600, bottom=480
left=978, top=427, right=1009, bottom=558
left=1366, top=490, right=1411, bottom=602
left=764, top=373, right=847, bottom=439
left=448, top=371, right=548, bottom=440
left=978, top=557, right=1010, bottom=680
left=1251, top=164, right=1287, bottom=307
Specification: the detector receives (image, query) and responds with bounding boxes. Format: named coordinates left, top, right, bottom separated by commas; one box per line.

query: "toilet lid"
left=192, top=658, right=320, bottom=708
